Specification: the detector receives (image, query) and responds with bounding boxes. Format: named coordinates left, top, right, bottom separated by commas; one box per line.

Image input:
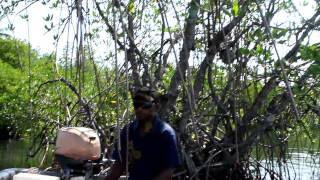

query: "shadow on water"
left=0, top=139, right=53, bottom=170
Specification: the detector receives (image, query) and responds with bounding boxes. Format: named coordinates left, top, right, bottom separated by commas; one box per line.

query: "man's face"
left=133, top=94, right=158, bottom=122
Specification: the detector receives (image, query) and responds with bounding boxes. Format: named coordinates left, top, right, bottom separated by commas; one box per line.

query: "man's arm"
left=153, top=128, right=180, bottom=180
left=105, top=161, right=125, bottom=180
left=153, top=168, right=175, bottom=180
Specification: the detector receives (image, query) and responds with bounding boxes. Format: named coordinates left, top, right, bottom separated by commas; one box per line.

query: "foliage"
left=0, top=37, right=53, bottom=135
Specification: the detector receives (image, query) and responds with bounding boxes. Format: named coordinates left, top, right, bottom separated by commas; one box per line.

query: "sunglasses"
left=133, top=101, right=154, bottom=109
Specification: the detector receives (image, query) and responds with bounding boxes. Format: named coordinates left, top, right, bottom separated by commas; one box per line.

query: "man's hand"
left=105, top=161, right=125, bottom=180
left=153, top=168, right=175, bottom=180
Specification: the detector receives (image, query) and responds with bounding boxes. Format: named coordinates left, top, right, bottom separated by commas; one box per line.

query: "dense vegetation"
left=1, top=0, right=320, bottom=179
left=0, top=38, right=54, bottom=138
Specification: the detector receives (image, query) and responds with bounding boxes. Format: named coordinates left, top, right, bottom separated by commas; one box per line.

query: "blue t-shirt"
left=112, top=116, right=180, bottom=180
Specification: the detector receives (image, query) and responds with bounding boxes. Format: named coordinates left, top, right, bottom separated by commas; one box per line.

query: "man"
left=105, top=87, right=180, bottom=180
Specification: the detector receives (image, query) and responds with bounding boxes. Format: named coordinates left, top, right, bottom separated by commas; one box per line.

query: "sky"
left=0, top=0, right=318, bottom=58
left=0, top=3, right=57, bottom=54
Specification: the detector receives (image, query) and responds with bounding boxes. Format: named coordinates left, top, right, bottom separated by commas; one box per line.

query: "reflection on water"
left=0, top=140, right=53, bottom=170
left=258, top=149, right=320, bottom=180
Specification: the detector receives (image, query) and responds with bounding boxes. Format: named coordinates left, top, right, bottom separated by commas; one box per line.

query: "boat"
left=0, top=167, right=127, bottom=180
left=0, top=127, right=111, bottom=180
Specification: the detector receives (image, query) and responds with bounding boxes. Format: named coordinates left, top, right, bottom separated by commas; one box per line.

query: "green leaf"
left=44, top=24, right=51, bottom=31
left=232, top=0, right=239, bottom=16
left=7, top=23, right=15, bottom=31
left=307, top=64, right=320, bottom=76
left=128, top=1, right=135, bottom=14
left=53, top=34, right=58, bottom=40
left=43, top=14, right=53, bottom=21
left=153, top=8, right=160, bottom=16
left=51, top=0, right=59, bottom=8
left=300, top=45, right=320, bottom=62
left=254, top=29, right=264, bottom=40
left=20, top=14, right=29, bottom=20
left=256, top=44, right=263, bottom=54
left=271, top=28, right=288, bottom=39
left=239, top=48, right=250, bottom=55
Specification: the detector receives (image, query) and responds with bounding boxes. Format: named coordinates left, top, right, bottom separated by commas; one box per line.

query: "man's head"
left=132, top=87, right=160, bottom=122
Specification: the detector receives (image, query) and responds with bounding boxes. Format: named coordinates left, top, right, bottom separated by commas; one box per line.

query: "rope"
left=111, top=0, right=123, bottom=168
left=215, top=0, right=242, bottom=163
left=115, top=3, right=130, bottom=178
left=76, top=0, right=85, bottom=101
left=254, top=1, right=300, bottom=121
left=23, top=0, right=32, bottom=124
left=51, top=0, right=69, bottom=127
left=111, top=2, right=135, bottom=178
left=161, top=0, right=200, bottom=142
left=53, top=0, right=65, bottom=77
left=124, top=35, right=130, bottom=180
left=64, top=0, right=72, bottom=126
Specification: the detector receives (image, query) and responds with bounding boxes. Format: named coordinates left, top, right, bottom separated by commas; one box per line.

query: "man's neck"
left=138, top=116, right=155, bottom=135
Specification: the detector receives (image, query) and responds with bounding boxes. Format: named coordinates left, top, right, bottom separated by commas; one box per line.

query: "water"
left=254, top=150, right=320, bottom=180
left=0, top=139, right=53, bottom=170
left=287, top=151, right=320, bottom=179
left=1, top=140, right=320, bottom=179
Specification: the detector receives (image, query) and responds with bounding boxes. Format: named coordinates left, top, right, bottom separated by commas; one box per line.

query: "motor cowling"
left=55, top=127, right=101, bottom=161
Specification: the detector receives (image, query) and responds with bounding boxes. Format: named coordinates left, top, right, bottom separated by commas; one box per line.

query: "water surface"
left=0, top=140, right=53, bottom=170
left=1, top=140, right=320, bottom=179
left=256, top=150, right=320, bottom=180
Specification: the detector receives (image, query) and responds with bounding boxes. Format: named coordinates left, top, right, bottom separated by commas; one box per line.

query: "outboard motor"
left=55, top=127, right=102, bottom=180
